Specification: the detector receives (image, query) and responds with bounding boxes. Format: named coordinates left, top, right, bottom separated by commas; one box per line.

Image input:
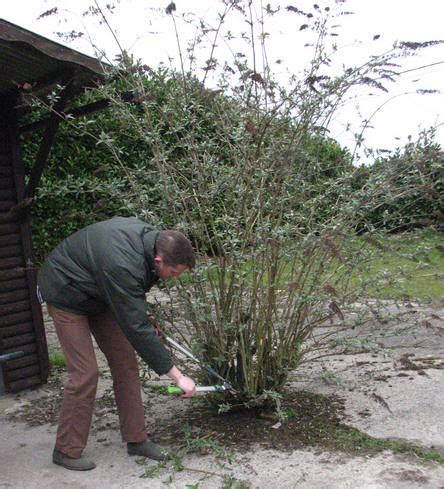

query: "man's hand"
left=176, top=375, right=196, bottom=397
left=166, top=366, right=196, bottom=397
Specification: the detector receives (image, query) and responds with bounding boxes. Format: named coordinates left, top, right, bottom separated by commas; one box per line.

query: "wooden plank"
left=0, top=289, right=29, bottom=305
left=3, top=343, right=36, bottom=355
left=7, top=375, right=42, bottom=392
left=0, top=310, right=33, bottom=327
left=5, top=353, right=38, bottom=369
left=0, top=268, right=26, bottom=281
left=0, top=222, right=20, bottom=235
left=3, top=332, right=36, bottom=349
left=0, top=166, right=12, bottom=176
left=6, top=364, right=40, bottom=382
left=0, top=189, right=16, bottom=200
left=0, top=256, right=24, bottom=269
left=0, top=244, right=22, bottom=258
left=0, top=300, right=31, bottom=315
left=0, top=135, right=8, bottom=155
left=0, top=233, right=20, bottom=246
left=1, top=321, right=33, bottom=338
left=0, top=154, right=9, bottom=165
left=0, top=177, right=13, bottom=189
left=0, top=278, right=27, bottom=292
left=0, top=200, right=15, bottom=211
left=0, top=212, right=16, bottom=224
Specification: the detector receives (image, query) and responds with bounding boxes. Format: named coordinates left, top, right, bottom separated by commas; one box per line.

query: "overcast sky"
left=2, top=0, right=444, bottom=162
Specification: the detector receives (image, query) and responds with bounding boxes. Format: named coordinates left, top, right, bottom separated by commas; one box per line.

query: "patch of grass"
left=48, top=351, right=66, bottom=368
left=181, top=424, right=236, bottom=462
left=221, top=475, right=252, bottom=489
left=137, top=459, right=166, bottom=479
left=280, top=407, right=297, bottom=419
left=319, top=368, right=342, bottom=386
left=328, top=336, right=380, bottom=354
left=331, top=425, right=444, bottom=463
left=360, top=231, right=444, bottom=299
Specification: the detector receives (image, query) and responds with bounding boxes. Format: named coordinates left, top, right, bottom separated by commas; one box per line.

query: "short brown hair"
left=156, top=230, right=196, bottom=268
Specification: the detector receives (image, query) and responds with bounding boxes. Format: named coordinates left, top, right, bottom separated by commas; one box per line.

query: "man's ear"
left=154, top=255, right=163, bottom=266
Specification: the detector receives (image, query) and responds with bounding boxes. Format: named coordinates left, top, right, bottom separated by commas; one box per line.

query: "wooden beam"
left=5, top=353, right=38, bottom=369
left=25, top=77, right=76, bottom=200
left=19, top=90, right=139, bottom=134
left=6, top=375, right=41, bottom=392
left=0, top=311, right=33, bottom=328
left=19, top=98, right=111, bottom=133
left=6, top=364, right=40, bottom=382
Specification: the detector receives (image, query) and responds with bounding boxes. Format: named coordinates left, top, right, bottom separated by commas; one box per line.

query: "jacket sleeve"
left=97, top=265, right=174, bottom=376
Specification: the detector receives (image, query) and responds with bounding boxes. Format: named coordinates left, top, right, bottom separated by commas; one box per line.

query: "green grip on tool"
left=167, top=386, right=184, bottom=395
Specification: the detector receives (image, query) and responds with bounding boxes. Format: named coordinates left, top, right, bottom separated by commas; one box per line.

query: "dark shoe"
left=127, top=440, right=171, bottom=461
left=52, top=448, right=96, bottom=471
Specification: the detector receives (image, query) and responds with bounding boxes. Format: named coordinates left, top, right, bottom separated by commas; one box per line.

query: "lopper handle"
left=167, top=386, right=184, bottom=395
left=166, top=385, right=219, bottom=395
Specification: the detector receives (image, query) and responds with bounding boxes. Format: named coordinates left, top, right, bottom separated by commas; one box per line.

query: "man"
left=37, top=216, right=196, bottom=471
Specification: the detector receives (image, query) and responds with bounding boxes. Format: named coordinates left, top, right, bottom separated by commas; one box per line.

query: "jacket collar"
left=142, top=229, right=160, bottom=280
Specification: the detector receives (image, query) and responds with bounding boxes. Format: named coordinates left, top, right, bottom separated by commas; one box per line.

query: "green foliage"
left=137, top=424, right=238, bottom=484
left=25, top=67, right=353, bottom=261
left=48, top=351, right=66, bottom=368
left=319, top=368, right=342, bottom=386
left=353, top=130, right=443, bottom=232
left=181, top=425, right=235, bottom=462
left=22, top=113, right=133, bottom=260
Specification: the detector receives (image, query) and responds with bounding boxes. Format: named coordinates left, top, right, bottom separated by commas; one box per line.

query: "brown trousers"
left=47, top=304, right=147, bottom=458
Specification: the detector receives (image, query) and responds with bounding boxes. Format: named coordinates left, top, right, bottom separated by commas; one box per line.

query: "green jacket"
left=38, top=216, right=173, bottom=375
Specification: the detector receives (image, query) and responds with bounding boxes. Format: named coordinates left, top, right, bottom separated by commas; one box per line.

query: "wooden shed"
left=0, top=19, right=108, bottom=393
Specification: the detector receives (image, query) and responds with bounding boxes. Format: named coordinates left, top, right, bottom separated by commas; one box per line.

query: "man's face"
left=154, top=256, right=188, bottom=280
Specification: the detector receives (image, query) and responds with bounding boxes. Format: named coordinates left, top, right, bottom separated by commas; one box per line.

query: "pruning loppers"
left=166, top=384, right=231, bottom=395
left=156, top=326, right=235, bottom=395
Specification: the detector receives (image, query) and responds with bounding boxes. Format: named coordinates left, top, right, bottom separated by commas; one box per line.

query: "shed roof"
left=0, top=18, right=108, bottom=98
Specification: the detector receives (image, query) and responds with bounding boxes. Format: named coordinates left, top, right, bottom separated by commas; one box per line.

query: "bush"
left=362, top=130, right=443, bottom=232
left=27, top=1, right=442, bottom=409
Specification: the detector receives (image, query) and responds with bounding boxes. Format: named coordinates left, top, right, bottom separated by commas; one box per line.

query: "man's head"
left=154, top=230, right=196, bottom=279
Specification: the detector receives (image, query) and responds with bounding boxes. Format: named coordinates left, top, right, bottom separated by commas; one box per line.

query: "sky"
left=2, top=0, right=444, bottom=162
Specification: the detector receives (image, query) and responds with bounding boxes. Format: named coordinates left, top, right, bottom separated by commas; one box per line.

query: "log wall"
left=0, top=102, right=48, bottom=392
